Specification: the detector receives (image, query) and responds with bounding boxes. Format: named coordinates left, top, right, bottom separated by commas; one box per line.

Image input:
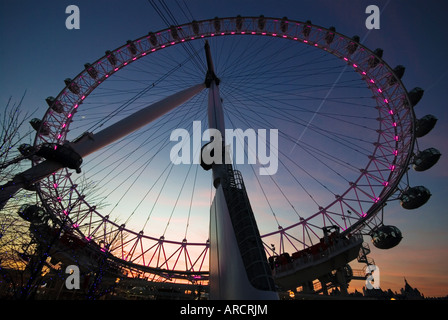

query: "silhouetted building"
left=399, top=278, right=424, bottom=300
left=362, top=278, right=425, bottom=300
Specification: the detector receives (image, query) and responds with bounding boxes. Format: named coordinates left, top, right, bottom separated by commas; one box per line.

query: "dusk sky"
left=1, top=0, right=447, bottom=298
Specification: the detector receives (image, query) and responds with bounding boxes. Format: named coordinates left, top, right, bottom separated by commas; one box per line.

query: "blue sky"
left=1, top=0, right=447, bottom=296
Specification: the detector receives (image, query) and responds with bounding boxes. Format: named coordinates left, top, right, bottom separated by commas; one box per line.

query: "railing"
left=357, top=242, right=375, bottom=266
left=274, top=234, right=364, bottom=275
left=222, top=166, right=276, bottom=292
left=351, top=269, right=367, bottom=280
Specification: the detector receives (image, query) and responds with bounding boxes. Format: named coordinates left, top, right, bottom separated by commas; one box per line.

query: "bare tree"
left=0, top=93, right=35, bottom=176
left=0, top=95, right=126, bottom=299
left=0, top=93, right=41, bottom=298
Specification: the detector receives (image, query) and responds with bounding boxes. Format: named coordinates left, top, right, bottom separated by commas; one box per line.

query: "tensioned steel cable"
left=147, top=0, right=206, bottom=74
left=85, top=52, right=200, bottom=134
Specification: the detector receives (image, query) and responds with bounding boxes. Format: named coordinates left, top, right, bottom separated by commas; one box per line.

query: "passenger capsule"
left=235, top=15, right=243, bottom=31
left=36, top=143, right=83, bottom=173
left=105, top=50, right=117, bottom=65
left=170, top=26, right=179, bottom=40
left=281, top=17, right=290, bottom=34
left=192, top=20, right=199, bottom=34
left=415, top=114, right=437, bottom=137
left=258, top=15, right=266, bottom=30
left=371, top=225, right=402, bottom=249
left=368, top=48, right=383, bottom=68
left=400, top=186, right=431, bottom=209
left=64, top=78, right=80, bottom=94
left=408, top=87, right=424, bottom=106
left=18, top=144, right=35, bottom=158
left=127, top=40, right=137, bottom=55
left=301, top=20, right=311, bottom=37
left=336, top=264, right=353, bottom=282
left=213, top=18, right=221, bottom=33
left=85, top=63, right=98, bottom=79
left=46, top=96, right=64, bottom=113
left=346, top=35, right=360, bottom=54
left=148, top=32, right=158, bottom=46
left=387, top=65, right=405, bottom=86
left=325, top=26, right=336, bottom=44
left=18, top=204, right=47, bottom=224
left=413, top=148, right=441, bottom=171
left=30, top=118, right=50, bottom=135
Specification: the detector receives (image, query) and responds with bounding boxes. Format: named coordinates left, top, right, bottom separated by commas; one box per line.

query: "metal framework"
left=28, top=16, right=417, bottom=283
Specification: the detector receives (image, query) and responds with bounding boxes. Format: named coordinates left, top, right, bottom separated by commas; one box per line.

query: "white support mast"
left=73, top=83, right=205, bottom=158
left=204, top=41, right=278, bottom=300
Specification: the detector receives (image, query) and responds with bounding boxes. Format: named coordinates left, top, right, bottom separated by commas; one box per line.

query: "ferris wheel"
left=20, top=16, right=440, bottom=293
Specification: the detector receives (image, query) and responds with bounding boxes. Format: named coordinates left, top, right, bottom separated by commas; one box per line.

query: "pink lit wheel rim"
left=33, top=17, right=416, bottom=283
